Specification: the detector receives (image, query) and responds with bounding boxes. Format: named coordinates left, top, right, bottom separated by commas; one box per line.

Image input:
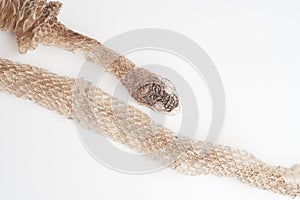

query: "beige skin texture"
left=0, top=58, right=299, bottom=197
left=0, top=0, right=180, bottom=114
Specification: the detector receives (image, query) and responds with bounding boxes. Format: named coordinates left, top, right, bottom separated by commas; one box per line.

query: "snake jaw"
left=159, top=78, right=180, bottom=114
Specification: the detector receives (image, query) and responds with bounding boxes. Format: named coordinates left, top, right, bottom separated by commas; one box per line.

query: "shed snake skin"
left=0, top=0, right=180, bottom=114
left=0, top=0, right=299, bottom=197
left=0, top=58, right=299, bottom=197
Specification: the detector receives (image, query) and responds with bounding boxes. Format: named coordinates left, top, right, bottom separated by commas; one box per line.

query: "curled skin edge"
left=0, top=58, right=299, bottom=197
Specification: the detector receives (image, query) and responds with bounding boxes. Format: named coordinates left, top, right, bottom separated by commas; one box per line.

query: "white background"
left=0, top=0, right=300, bottom=199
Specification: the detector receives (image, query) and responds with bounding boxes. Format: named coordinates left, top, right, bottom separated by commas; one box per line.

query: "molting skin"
left=0, top=58, right=299, bottom=197
left=0, top=0, right=180, bottom=114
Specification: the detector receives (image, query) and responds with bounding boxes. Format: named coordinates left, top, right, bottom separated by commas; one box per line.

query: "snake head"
left=133, top=78, right=180, bottom=114
left=121, top=68, right=180, bottom=115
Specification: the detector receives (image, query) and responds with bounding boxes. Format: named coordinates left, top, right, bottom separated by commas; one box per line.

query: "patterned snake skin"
left=0, top=58, right=299, bottom=197
left=0, top=0, right=179, bottom=114
left=0, top=0, right=299, bottom=197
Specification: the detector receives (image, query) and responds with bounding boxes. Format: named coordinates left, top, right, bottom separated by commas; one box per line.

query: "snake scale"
left=0, top=0, right=299, bottom=197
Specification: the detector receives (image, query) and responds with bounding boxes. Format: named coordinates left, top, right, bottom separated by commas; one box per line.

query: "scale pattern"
left=0, top=58, right=299, bottom=197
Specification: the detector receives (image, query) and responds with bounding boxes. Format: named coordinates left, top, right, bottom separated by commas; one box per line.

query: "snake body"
left=0, top=58, right=299, bottom=197
left=0, top=0, right=299, bottom=197
left=0, top=0, right=179, bottom=114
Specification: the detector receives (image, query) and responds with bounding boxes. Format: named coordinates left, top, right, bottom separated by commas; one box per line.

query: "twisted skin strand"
left=0, top=58, right=299, bottom=197
left=0, top=0, right=179, bottom=114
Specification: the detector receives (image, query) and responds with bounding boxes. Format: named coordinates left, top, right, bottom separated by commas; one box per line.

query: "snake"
left=0, top=0, right=180, bottom=114
left=0, top=0, right=299, bottom=197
